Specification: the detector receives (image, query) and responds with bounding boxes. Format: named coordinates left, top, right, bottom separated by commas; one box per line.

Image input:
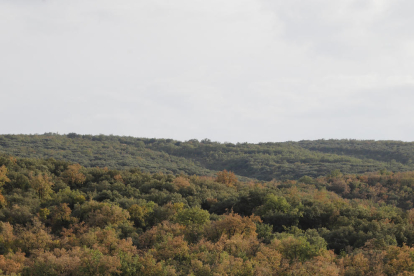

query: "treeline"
left=1, top=134, right=414, bottom=180
left=2, top=154, right=414, bottom=274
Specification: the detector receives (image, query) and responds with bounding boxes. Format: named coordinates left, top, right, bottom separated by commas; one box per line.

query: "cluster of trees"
left=0, top=134, right=213, bottom=177
left=2, top=153, right=414, bottom=274
left=1, top=134, right=414, bottom=181
left=298, top=139, right=414, bottom=165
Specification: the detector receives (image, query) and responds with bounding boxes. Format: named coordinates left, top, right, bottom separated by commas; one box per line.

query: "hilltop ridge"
left=1, top=134, right=413, bottom=180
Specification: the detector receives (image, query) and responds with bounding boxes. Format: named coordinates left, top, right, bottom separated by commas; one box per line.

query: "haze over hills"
left=1, top=133, right=413, bottom=180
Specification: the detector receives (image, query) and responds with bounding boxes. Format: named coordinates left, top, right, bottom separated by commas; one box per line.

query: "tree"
left=61, top=164, right=86, bottom=187
left=49, top=203, right=78, bottom=232
left=173, top=176, right=191, bottom=190
left=30, top=173, right=54, bottom=200
left=0, top=166, right=9, bottom=207
left=255, top=194, right=291, bottom=216
left=78, top=248, right=121, bottom=276
left=176, top=207, right=210, bottom=243
left=274, top=227, right=327, bottom=262
left=0, top=251, right=26, bottom=275
left=0, top=166, right=10, bottom=188
left=216, top=170, right=238, bottom=187
left=206, top=212, right=260, bottom=241
left=176, top=207, right=210, bottom=228
left=128, top=202, right=156, bottom=229
left=74, top=201, right=130, bottom=228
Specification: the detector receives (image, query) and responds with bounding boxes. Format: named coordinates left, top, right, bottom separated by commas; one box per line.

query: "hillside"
left=1, top=154, right=414, bottom=274
left=1, top=134, right=414, bottom=180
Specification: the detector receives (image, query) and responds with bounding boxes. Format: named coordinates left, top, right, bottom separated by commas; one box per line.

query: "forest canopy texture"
left=1, top=134, right=414, bottom=275
left=1, top=133, right=414, bottom=180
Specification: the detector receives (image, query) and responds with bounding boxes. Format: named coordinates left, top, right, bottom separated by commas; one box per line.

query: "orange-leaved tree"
left=216, top=170, right=238, bottom=187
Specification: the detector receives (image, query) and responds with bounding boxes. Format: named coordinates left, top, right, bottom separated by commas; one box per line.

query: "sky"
left=1, top=0, right=414, bottom=143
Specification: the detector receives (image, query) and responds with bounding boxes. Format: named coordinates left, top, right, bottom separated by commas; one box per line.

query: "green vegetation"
left=1, top=134, right=414, bottom=180
left=0, top=151, right=414, bottom=274
left=2, top=134, right=414, bottom=274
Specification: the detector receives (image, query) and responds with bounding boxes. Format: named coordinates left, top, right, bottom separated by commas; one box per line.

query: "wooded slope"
left=1, top=134, right=413, bottom=180
left=1, top=154, right=414, bottom=274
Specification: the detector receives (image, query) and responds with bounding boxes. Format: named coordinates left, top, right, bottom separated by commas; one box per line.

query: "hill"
left=1, top=133, right=413, bottom=180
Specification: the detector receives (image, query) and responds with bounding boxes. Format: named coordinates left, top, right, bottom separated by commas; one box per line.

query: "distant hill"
left=0, top=133, right=413, bottom=180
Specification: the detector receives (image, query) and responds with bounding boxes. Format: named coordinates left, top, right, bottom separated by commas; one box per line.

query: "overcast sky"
left=1, top=0, right=414, bottom=143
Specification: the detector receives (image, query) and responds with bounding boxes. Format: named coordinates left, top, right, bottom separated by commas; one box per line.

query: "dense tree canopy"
left=1, top=134, right=414, bottom=180
left=0, top=149, right=414, bottom=274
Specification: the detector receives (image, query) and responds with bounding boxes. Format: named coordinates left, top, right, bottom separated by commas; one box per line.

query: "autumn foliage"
left=2, top=154, right=414, bottom=275
left=216, top=169, right=238, bottom=187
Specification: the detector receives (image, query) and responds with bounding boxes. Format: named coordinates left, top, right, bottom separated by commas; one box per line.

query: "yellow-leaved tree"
left=30, top=173, right=54, bottom=200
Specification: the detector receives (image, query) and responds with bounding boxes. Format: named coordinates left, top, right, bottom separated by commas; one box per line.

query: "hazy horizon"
left=2, top=0, right=414, bottom=143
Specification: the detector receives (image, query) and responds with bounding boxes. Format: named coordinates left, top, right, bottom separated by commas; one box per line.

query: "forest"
left=2, top=135, right=414, bottom=274
left=1, top=134, right=414, bottom=180
left=1, top=153, right=414, bottom=274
